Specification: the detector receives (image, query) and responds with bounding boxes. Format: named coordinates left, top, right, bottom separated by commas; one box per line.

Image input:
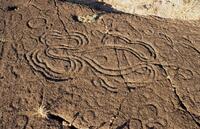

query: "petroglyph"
left=2, top=0, right=200, bottom=129
left=26, top=30, right=160, bottom=90
left=27, top=18, right=48, bottom=29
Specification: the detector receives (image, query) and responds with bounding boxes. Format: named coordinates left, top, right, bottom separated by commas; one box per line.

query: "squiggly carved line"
left=27, top=30, right=157, bottom=85
left=46, top=48, right=84, bottom=74
left=26, top=49, right=72, bottom=81
left=102, top=34, right=156, bottom=61
left=46, top=47, right=155, bottom=77
left=40, top=31, right=89, bottom=49
left=92, top=74, right=119, bottom=93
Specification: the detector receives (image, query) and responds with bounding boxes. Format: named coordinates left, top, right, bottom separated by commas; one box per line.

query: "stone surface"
left=0, top=0, right=200, bottom=129
left=74, top=0, right=200, bottom=20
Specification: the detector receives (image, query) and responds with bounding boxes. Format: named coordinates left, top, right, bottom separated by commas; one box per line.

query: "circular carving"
left=138, top=104, right=158, bottom=120
left=27, top=18, right=47, bottom=29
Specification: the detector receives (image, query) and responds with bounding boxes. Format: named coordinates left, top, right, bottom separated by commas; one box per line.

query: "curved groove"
left=93, top=78, right=118, bottom=93
left=47, top=47, right=154, bottom=77
left=40, top=31, right=89, bottom=49
left=27, top=30, right=157, bottom=85
left=101, top=34, right=156, bottom=61
left=162, top=64, right=194, bottom=80
left=27, top=17, right=47, bottom=29
left=26, top=49, right=72, bottom=81
left=45, top=48, right=84, bottom=74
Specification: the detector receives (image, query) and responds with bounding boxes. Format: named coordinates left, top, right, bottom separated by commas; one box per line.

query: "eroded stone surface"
left=73, top=0, right=200, bottom=20
left=0, top=0, right=200, bottom=129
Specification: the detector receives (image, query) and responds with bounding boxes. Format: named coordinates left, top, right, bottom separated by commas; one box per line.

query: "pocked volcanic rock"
left=0, top=0, right=200, bottom=129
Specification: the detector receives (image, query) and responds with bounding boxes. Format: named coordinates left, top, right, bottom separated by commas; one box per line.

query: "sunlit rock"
left=101, top=0, right=200, bottom=20
left=74, top=0, right=200, bottom=20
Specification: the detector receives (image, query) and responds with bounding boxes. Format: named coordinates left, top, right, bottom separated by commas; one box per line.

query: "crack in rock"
left=173, top=87, right=200, bottom=127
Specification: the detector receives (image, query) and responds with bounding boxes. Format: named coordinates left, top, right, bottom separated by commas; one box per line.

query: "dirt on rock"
left=0, top=0, right=200, bottom=129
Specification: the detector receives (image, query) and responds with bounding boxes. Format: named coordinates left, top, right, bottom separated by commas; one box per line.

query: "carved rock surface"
left=0, top=0, right=200, bottom=129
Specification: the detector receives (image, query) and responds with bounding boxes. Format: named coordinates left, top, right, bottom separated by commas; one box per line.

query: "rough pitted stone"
left=0, top=0, right=200, bottom=129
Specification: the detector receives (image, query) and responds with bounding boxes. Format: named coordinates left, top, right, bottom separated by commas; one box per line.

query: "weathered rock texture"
left=0, top=0, right=200, bottom=129
left=75, top=0, right=200, bottom=20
